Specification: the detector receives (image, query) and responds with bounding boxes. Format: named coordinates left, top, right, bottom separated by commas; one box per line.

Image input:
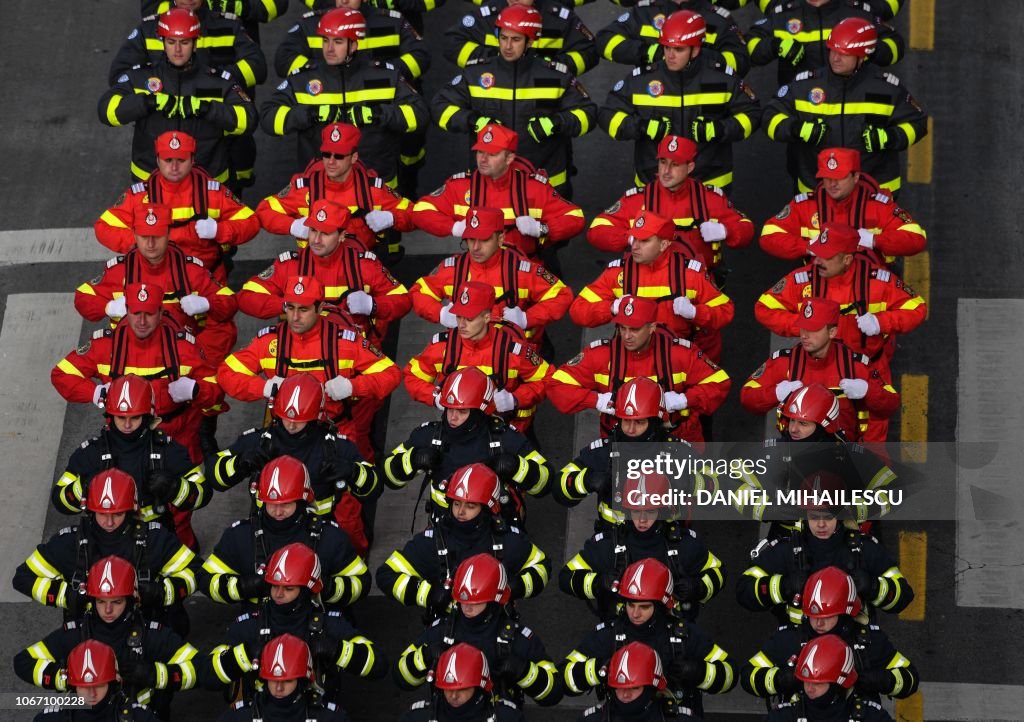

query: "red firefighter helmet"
left=66, top=640, right=119, bottom=688
left=620, top=472, right=671, bottom=512
left=451, top=553, right=511, bottom=605
left=614, top=377, right=665, bottom=420
left=826, top=17, right=877, bottom=58
left=780, top=384, right=840, bottom=432
left=440, top=367, right=496, bottom=412
left=105, top=374, right=155, bottom=418
left=157, top=8, right=201, bottom=39
left=445, top=463, right=502, bottom=513
left=86, top=555, right=137, bottom=599
left=495, top=5, right=543, bottom=40
left=259, top=633, right=315, bottom=682
left=85, top=469, right=139, bottom=514
left=659, top=10, right=706, bottom=48
left=318, top=8, right=366, bottom=40
left=607, top=641, right=668, bottom=691
left=794, top=634, right=859, bottom=688
left=257, top=456, right=314, bottom=505
left=265, top=543, right=324, bottom=594
left=803, top=566, right=863, bottom=618
left=432, top=643, right=493, bottom=692
left=272, top=374, right=325, bottom=423
left=617, top=558, right=674, bottom=606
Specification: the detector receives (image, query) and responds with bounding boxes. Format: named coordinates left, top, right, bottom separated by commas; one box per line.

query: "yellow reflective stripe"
left=295, top=89, right=396, bottom=104
left=99, top=210, right=130, bottom=229
left=793, top=100, right=896, bottom=116
left=569, top=108, right=590, bottom=135
left=260, top=0, right=279, bottom=20
left=757, top=293, right=788, bottom=311
left=705, top=291, right=731, bottom=308
left=734, top=112, right=753, bottom=137
left=236, top=60, right=256, bottom=88
left=602, top=35, right=625, bottom=62
left=631, top=91, right=732, bottom=107
left=288, top=54, right=310, bottom=76
left=566, top=51, right=586, bottom=76
left=881, top=37, right=899, bottom=60
left=468, top=86, right=564, bottom=101
left=438, top=105, right=459, bottom=130
left=399, top=103, right=418, bottom=131
left=457, top=42, right=480, bottom=68
left=226, top=105, right=247, bottom=136
left=105, top=95, right=124, bottom=126
left=273, top=106, right=290, bottom=136
left=773, top=28, right=827, bottom=43
left=360, top=36, right=400, bottom=51
left=766, top=111, right=789, bottom=139
left=399, top=53, right=422, bottom=79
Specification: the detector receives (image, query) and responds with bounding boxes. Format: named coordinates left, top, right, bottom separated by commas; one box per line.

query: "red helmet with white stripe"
left=432, top=643, right=493, bottom=692
left=318, top=8, right=366, bottom=40
left=827, top=17, right=877, bottom=58
left=85, top=469, right=139, bottom=514
left=257, top=456, right=314, bottom=505
left=794, top=634, right=859, bottom=688
left=780, top=384, right=840, bottom=432
left=86, top=555, right=137, bottom=599
left=607, top=641, right=667, bottom=691
left=272, top=374, right=325, bottom=423
left=66, top=640, right=119, bottom=687
left=802, top=566, right=863, bottom=618
left=259, top=633, right=315, bottom=681
left=265, top=543, right=323, bottom=594
left=157, top=8, right=201, bottom=39
left=440, top=367, right=496, bottom=412
left=617, top=558, right=674, bottom=605
left=614, top=377, right=665, bottom=420
left=660, top=10, right=705, bottom=48
left=105, top=375, right=155, bottom=418
left=445, top=463, right=502, bottom=513
left=452, top=553, right=511, bottom=605
left=495, top=5, right=543, bottom=40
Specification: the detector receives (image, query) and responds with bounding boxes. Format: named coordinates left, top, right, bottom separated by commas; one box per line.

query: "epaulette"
left=207, top=180, right=221, bottom=191
left=372, top=60, right=396, bottom=71
left=593, top=532, right=605, bottom=542
left=42, top=706, right=62, bottom=714
left=687, top=259, right=703, bottom=272
left=509, top=525, right=522, bottom=534
left=325, top=702, right=338, bottom=711
left=149, top=620, right=163, bottom=629
left=431, top=331, right=450, bottom=344
left=58, top=526, right=76, bottom=536
left=222, top=12, right=239, bottom=20
left=64, top=621, right=79, bottom=631
left=794, top=271, right=810, bottom=283
left=704, top=183, right=725, bottom=196
left=672, top=338, right=692, bottom=347
left=148, top=521, right=163, bottom=530
left=555, top=6, right=570, bottom=19
left=92, top=329, right=112, bottom=340
left=80, top=437, right=96, bottom=448
left=278, top=250, right=298, bottom=262
left=520, top=625, right=534, bottom=638
left=795, top=70, right=814, bottom=81
left=631, top=65, right=650, bottom=77
left=106, top=255, right=125, bottom=268
left=294, top=177, right=308, bottom=189
left=583, top=705, right=602, bottom=716
left=230, top=519, right=245, bottom=528
left=497, top=699, right=519, bottom=709
left=511, top=342, right=523, bottom=355
left=882, top=72, right=900, bottom=86
left=864, top=700, right=883, bottom=711
left=480, top=5, right=493, bottom=16
left=749, top=537, right=778, bottom=559
left=231, top=701, right=247, bottom=710
left=871, top=268, right=891, bottom=282
left=588, top=338, right=610, bottom=349
left=531, top=173, right=549, bottom=184
left=384, top=8, right=402, bottom=18
left=589, top=438, right=609, bottom=450
left=142, top=13, right=159, bottom=21
left=607, top=258, right=623, bottom=268
left=624, top=187, right=643, bottom=197
left=518, top=259, right=532, bottom=272
left=714, top=5, right=730, bottom=17
left=340, top=328, right=357, bottom=342
left=450, top=171, right=469, bottom=180
left=723, top=65, right=735, bottom=76
left=241, top=427, right=260, bottom=436
left=775, top=701, right=795, bottom=710
left=465, top=58, right=488, bottom=67
left=424, top=528, right=435, bottom=538
left=856, top=353, right=870, bottom=365
left=869, top=623, right=880, bottom=631
left=595, top=621, right=608, bottom=631
left=637, top=0, right=653, bottom=6
left=411, top=701, right=429, bottom=710
left=443, top=257, right=457, bottom=267
left=301, top=10, right=317, bottom=18
left=327, top=610, right=342, bottom=617
left=362, top=251, right=378, bottom=261
left=546, top=59, right=569, bottom=75
left=429, top=617, right=443, bottom=628
left=764, top=437, right=778, bottom=448
left=176, top=330, right=196, bottom=344
left=370, top=176, right=384, bottom=188
left=257, top=325, right=276, bottom=337
left=873, top=192, right=892, bottom=204
left=770, top=347, right=793, bottom=360
left=794, top=192, right=811, bottom=203
left=130, top=182, right=147, bottom=194
left=235, top=612, right=253, bottom=622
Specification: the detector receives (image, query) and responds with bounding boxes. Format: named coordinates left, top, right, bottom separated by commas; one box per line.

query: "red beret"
left=817, top=147, right=861, bottom=179
left=450, top=281, right=494, bottom=319
left=807, top=223, right=859, bottom=258
left=472, top=123, right=518, bottom=153
left=629, top=209, right=676, bottom=243
left=154, top=131, right=196, bottom=159
left=132, top=204, right=171, bottom=236
left=305, top=199, right=350, bottom=233
left=657, top=135, right=697, bottom=163
left=124, top=282, right=164, bottom=314
left=796, top=298, right=841, bottom=331
left=320, top=122, right=361, bottom=155
left=613, top=295, right=657, bottom=328
left=283, top=276, right=324, bottom=306
left=462, top=207, right=506, bottom=240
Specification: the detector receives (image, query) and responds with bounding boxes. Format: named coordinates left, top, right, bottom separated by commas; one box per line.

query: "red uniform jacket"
left=412, top=167, right=585, bottom=257
left=587, top=177, right=754, bottom=268
left=410, top=248, right=572, bottom=343
left=403, top=325, right=550, bottom=431
left=569, top=250, right=734, bottom=361
left=547, top=330, right=731, bottom=444
left=255, top=161, right=415, bottom=253
left=95, top=170, right=260, bottom=280
left=237, top=246, right=411, bottom=341
left=740, top=341, right=900, bottom=441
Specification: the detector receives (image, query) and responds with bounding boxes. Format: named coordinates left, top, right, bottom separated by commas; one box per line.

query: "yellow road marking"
left=900, top=374, right=928, bottom=463
left=896, top=691, right=924, bottom=721
left=899, top=530, right=927, bottom=621
left=907, top=118, right=934, bottom=185
left=903, top=251, right=930, bottom=319
left=909, top=0, right=935, bottom=50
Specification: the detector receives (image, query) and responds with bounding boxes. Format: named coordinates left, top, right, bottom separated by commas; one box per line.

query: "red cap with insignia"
left=132, top=203, right=171, bottom=236
left=124, top=282, right=164, bottom=314
left=807, top=223, right=859, bottom=258
left=461, top=206, right=506, bottom=241
left=450, top=281, right=494, bottom=319
left=155, top=130, right=196, bottom=160
left=305, top=199, right=350, bottom=233
left=629, top=209, right=676, bottom=243
left=283, top=275, right=324, bottom=306
left=472, top=123, right=518, bottom=153
left=816, top=147, right=861, bottom=179
left=320, top=122, right=361, bottom=155
left=796, top=297, right=840, bottom=331
left=613, top=295, right=658, bottom=328
left=657, top=135, right=697, bottom=164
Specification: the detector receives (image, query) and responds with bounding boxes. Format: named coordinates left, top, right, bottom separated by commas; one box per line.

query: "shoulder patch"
left=450, top=74, right=463, bottom=86
left=566, top=351, right=584, bottom=366
left=872, top=268, right=891, bottom=282
left=687, top=259, right=703, bottom=272
left=278, top=250, right=296, bottom=262
left=257, top=325, right=276, bottom=338
left=673, top=338, right=692, bottom=347
left=341, top=329, right=358, bottom=342
left=883, top=72, right=900, bottom=86
left=624, top=187, right=642, bottom=197
left=794, top=271, right=810, bottom=284
left=588, top=338, right=610, bottom=349
left=462, top=14, right=476, bottom=27
left=795, top=70, right=813, bottom=81
left=770, top=347, right=793, bottom=360
left=276, top=79, right=288, bottom=91
left=207, top=180, right=221, bottom=191
left=431, top=331, right=450, bottom=344
left=589, top=438, right=608, bottom=450
left=106, top=255, right=124, bottom=269
left=613, top=79, right=625, bottom=92
left=776, top=83, right=790, bottom=98
left=751, top=361, right=766, bottom=379
left=130, top=182, right=146, bottom=194
left=771, top=276, right=787, bottom=293
left=607, top=258, right=623, bottom=268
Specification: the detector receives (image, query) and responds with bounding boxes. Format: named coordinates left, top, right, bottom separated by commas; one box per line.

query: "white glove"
left=451, top=220, right=466, bottom=239
left=439, top=302, right=458, bottom=328
left=325, top=375, right=353, bottom=401
left=494, top=389, right=517, bottom=413
left=290, top=217, right=310, bottom=240
left=346, top=291, right=374, bottom=316
left=839, top=378, right=868, bottom=400
left=856, top=313, right=881, bottom=336
left=699, top=221, right=727, bottom=243
left=857, top=228, right=875, bottom=249
left=501, top=306, right=528, bottom=328
left=364, top=210, right=394, bottom=233
left=664, top=391, right=688, bottom=412
left=672, top=296, right=696, bottom=319
left=263, top=376, right=285, bottom=399
left=195, top=218, right=218, bottom=240
left=515, top=215, right=543, bottom=237
left=774, top=379, right=805, bottom=403
left=433, top=390, right=445, bottom=410
left=180, top=294, right=210, bottom=316
left=104, top=297, right=127, bottom=318
left=167, top=377, right=197, bottom=403
left=610, top=297, right=623, bottom=315
left=92, top=383, right=110, bottom=408
left=595, top=392, right=614, bottom=414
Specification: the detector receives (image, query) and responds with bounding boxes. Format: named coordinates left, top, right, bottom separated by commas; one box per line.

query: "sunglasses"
left=322, top=152, right=352, bottom=160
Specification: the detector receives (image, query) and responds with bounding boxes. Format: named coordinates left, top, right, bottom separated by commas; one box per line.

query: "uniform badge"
left=537, top=267, right=557, bottom=285
left=652, top=14, right=666, bottom=31
left=146, top=77, right=162, bottom=92
left=258, top=266, right=274, bottom=279
left=137, top=287, right=149, bottom=302
left=469, top=213, right=480, bottom=228
left=462, top=15, right=475, bottom=27
left=90, top=274, right=103, bottom=284
left=566, top=351, right=583, bottom=366
left=307, top=79, right=323, bottom=96
left=294, top=281, right=305, bottom=295
left=803, top=301, right=814, bottom=319
left=624, top=299, right=634, bottom=316
left=894, top=207, right=913, bottom=223
left=616, top=271, right=624, bottom=287
left=786, top=18, right=802, bottom=34
left=316, top=208, right=327, bottom=223
left=363, top=340, right=384, bottom=357
left=740, top=80, right=756, bottom=100
left=480, top=72, right=496, bottom=89
left=460, top=288, right=470, bottom=305
left=605, top=200, right=621, bottom=214
left=667, top=137, right=678, bottom=152
left=635, top=215, right=645, bottom=229
left=169, top=134, right=182, bottom=150
left=382, top=267, right=400, bottom=286
left=647, top=80, right=664, bottom=97
left=145, top=209, right=157, bottom=226
left=751, top=362, right=765, bottom=379
left=464, top=190, right=472, bottom=205
left=771, top=277, right=786, bottom=293
left=276, top=184, right=291, bottom=198
left=526, top=348, right=543, bottom=365
left=775, top=205, right=791, bottom=220
left=330, top=126, right=342, bottom=143
left=269, top=339, right=278, bottom=356
left=76, top=341, right=92, bottom=356
left=801, top=284, right=812, bottom=298
left=430, top=185, right=445, bottom=197
left=826, top=152, right=839, bottom=171
left=810, top=211, right=819, bottom=229
left=808, top=87, right=826, bottom=105
left=482, top=129, right=493, bottom=144
left=115, top=192, right=126, bottom=205
left=613, top=79, right=624, bottom=92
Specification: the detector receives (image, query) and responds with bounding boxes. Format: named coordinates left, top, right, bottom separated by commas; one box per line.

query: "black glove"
left=180, top=97, right=210, bottom=119
left=348, top=104, right=379, bottom=128
left=235, top=446, right=271, bottom=477
left=319, top=457, right=355, bottom=487
left=144, top=92, right=171, bottom=115
left=582, top=469, right=611, bottom=495
left=310, top=635, right=340, bottom=664
left=774, top=665, right=800, bottom=695
left=425, top=583, right=450, bottom=614
left=498, top=654, right=530, bottom=684
left=596, top=572, right=618, bottom=596
left=667, top=657, right=704, bottom=687
left=792, top=118, right=828, bottom=145
left=487, top=453, right=520, bottom=483
left=236, top=574, right=267, bottom=600
left=857, top=666, right=891, bottom=693
left=674, top=576, right=703, bottom=603
left=64, top=584, right=88, bottom=618
left=121, top=658, right=157, bottom=689
left=781, top=569, right=808, bottom=600
left=851, top=568, right=879, bottom=601
left=422, top=642, right=446, bottom=672
left=138, top=579, right=166, bottom=608
left=146, top=470, right=177, bottom=506
left=411, top=446, right=441, bottom=472
left=773, top=36, right=806, bottom=66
